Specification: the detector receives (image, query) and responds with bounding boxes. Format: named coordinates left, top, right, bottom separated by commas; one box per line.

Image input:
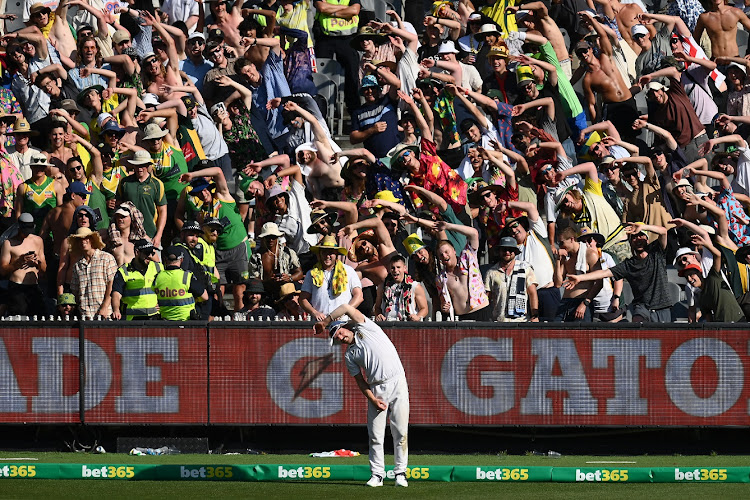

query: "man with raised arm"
left=565, top=222, right=674, bottom=322
left=693, top=0, right=750, bottom=60
left=434, top=221, right=490, bottom=321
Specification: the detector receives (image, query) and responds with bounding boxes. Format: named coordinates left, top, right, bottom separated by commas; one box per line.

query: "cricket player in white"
left=314, top=304, right=410, bottom=487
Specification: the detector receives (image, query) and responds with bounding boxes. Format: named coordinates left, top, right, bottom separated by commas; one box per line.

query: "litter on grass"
left=309, top=449, right=361, bottom=458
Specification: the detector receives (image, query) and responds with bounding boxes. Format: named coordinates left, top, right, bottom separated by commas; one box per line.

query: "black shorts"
left=215, top=241, right=249, bottom=285
left=458, top=305, right=491, bottom=322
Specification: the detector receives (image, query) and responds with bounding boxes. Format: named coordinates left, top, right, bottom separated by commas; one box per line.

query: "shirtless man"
left=19, top=1, right=76, bottom=64
left=283, top=101, right=344, bottom=200
left=341, top=217, right=398, bottom=287
left=41, top=181, right=87, bottom=258
left=596, top=0, right=655, bottom=54
left=204, top=0, right=244, bottom=54
left=0, top=213, right=47, bottom=317
left=435, top=221, right=491, bottom=321
left=577, top=16, right=639, bottom=142
left=109, top=206, right=137, bottom=266
left=552, top=226, right=602, bottom=321
left=509, top=4, right=571, bottom=76
left=694, top=0, right=750, bottom=59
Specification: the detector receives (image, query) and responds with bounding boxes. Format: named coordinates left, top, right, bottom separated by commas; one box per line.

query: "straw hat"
left=348, top=229, right=378, bottom=262
left=308, top=209, right=339, bottom=234
left=275, top=282, right=301, bottom=305
left=9, top=117, right=39, bottom=136
left=311, top=235, right=347, bottom=255
left=69, top=227, right=104, bottom=249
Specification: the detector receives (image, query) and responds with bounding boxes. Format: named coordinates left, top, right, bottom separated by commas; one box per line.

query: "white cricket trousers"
left=367, top=374, right=410, bottom=478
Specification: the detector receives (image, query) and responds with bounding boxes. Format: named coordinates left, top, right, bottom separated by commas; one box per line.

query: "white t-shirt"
left=397, top=47, right=419, bottom=112
left=344, top=318, right=404, bottom=385
left=192, top=103, right=229, bottom=160
left=302, top=263, right=362, bottom=315
left=732, top=145, right=750, bottom=197
left=517, top=216, right=555, bottom=289
left=459, top=62, right=483, bottom=92
left=162, top=0, right=199, bottom=26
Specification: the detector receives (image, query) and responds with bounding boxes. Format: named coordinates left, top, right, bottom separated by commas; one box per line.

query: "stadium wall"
left=1, top=321, right=748, bottom=426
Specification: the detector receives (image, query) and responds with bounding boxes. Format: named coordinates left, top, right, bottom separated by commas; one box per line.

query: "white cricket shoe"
left=395, top=473, right=408, bottom=487
left=366, top=475, right=383, bottom=487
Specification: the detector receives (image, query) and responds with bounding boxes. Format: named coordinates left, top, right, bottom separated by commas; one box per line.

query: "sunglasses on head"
left=398, top=150, right=412, bottom=163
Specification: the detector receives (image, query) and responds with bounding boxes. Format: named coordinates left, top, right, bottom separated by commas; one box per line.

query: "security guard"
left=110, top=239, right=163, bottom=320
left=174, top=219, right=218, bottom=320
left=314, top=0, right=361, bottom=113
left=153, top=246, right=208, bottom=321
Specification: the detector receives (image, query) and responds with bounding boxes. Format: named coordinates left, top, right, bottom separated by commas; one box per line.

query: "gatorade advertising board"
left=2, top=325, right=750, bottom=425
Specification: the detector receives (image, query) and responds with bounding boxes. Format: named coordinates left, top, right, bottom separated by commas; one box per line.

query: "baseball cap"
left=112, top=29, right=130, bottom=45
left=142, top=93, right=160, bottom=107
left=203, top=217, right=223, bottom=228
left=66, top=181, right=89, bottom=196
left=134, top=239, right=155, bottom=254
left=188, top=32, right=206, bottom=42
left=678, top=263, right=702, bottom=277
left=182, top=220, right=202, bottom=232
left=182, top=95, right=197, bottom=111
left=164, top=245, right=184, bottom=261
left=19, top=212, right=35, bottom=228
left=631, top=24, right=649, bottom=37
left=114, top=207, right=131, bottom=218
left=60, top=99, right=80, bottom=114
left=102, top=120, right=125, bottom=135
left=327, top=320, right=348, bottom=346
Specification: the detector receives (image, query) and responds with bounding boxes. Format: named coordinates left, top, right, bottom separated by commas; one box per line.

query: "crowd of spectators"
left=0, top=0, right=748, bottom=323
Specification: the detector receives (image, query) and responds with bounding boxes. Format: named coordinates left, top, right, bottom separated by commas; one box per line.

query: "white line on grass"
left=586, top=461, right=637, bottom=464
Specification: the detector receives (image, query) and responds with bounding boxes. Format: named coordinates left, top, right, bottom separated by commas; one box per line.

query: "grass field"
left=0, top=452, right=748, bottom=499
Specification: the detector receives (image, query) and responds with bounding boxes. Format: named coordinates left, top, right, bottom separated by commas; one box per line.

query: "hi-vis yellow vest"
left=118, top=261, right=162, bottom=320
left=316, top=0, right=358, bottom=36
left=154, top=269, right=196, bottom=321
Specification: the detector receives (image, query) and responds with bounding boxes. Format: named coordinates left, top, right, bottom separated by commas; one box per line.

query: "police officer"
left=110, top=239, right=163, bottom=320
left=153, top=246, right=208, bottom=321
left=175, top=220, right=217, bottom=320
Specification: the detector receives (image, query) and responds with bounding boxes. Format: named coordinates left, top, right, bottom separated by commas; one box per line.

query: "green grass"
left=0, top=453, right=748, bottom=499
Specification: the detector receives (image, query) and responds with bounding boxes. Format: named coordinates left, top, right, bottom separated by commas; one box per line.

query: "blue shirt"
left=180, top=58, right=214, bottom=92
left=250, top=51, right=291, bottom=151
left=351, top=95, right=399, bottom=159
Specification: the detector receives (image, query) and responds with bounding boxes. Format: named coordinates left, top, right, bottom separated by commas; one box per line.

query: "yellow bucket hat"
left=402, top=233, right=426, bottom=256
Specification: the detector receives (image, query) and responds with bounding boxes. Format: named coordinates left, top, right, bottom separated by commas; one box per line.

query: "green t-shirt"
left=118, top=174, right=166, bottom=238
left=151, top=143, right=189, bottom=202
left=538, top=41, right=583, bottom=120
left=700, top=268, right=745, bottom=323
left=84, top=179, right=110, bottom=230
left=216, top=197, right=246, bottom=251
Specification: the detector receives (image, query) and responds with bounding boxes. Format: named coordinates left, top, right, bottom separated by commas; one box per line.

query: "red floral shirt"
left=408, top=138, right=467, bottom=212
